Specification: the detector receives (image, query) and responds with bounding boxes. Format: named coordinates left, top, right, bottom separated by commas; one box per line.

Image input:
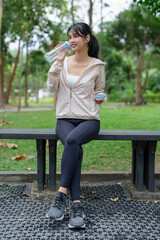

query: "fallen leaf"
left=110, top=197, right=119, bottom=202
left=7, top=143, right=18, bottom=149
left=12, top=155, right=26, bottom=160
left=0, top=182, right=6, bottom=186
left=0, top=142, right=5, bottom=148
left=80, top=195, right=86, bottom=199
left=0, top=141, right=18, bottom=149
left=82, top=181, right=88, bottom=185
left=0, top=120, right=10, bottom=126
left=100, top=153, right=103, bottom=157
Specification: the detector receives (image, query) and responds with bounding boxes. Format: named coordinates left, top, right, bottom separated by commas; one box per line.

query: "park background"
left=0, top=0, right=160, bottom=173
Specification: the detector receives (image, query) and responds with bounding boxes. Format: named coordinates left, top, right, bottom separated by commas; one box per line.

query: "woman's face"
left=68, top=30, right=88, bottom=52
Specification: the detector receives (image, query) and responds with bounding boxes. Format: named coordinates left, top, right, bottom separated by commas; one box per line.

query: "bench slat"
left=0, top=129, right=160, bottom=141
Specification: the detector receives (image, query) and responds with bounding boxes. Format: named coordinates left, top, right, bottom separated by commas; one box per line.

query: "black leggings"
left=56, top=118, right=100, bottom=201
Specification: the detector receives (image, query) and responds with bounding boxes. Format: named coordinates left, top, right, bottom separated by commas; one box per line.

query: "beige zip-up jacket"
left=47, top=57, right=105, bottom=120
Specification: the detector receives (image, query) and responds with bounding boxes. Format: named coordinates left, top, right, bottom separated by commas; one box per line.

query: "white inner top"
left=64, top=57, right=79, bottom=89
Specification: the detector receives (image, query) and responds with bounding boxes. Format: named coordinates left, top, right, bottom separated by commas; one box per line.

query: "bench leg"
left=144, top=141, right=157, bottom=191
left=36, top=139, right=46, bottom=191
left=135, top=141, right=146, bottom=191
left=48, top=139, right=57, bottom=191
left=131, top=141, right=136, bottom=184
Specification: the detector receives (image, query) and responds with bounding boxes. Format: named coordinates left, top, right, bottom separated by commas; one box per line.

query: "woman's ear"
left=86, top=34, right=90, bottom=43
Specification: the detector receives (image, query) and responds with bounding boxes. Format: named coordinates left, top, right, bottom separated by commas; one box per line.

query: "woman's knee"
left=65, top=135, right=78, bottom=146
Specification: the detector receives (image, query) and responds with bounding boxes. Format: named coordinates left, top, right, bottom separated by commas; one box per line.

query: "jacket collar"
left=89, top=58, right=106, bottom=67
left=62, top=57, right=105, bottom=89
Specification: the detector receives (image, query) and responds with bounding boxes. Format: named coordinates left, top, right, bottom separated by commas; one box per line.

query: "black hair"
left=67, top=22, right=99, bottom=58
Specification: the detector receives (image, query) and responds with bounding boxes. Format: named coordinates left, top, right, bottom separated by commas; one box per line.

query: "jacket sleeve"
left=46, top=60, right=63, bottom=92
left=95, top=65, right=105, bottom=95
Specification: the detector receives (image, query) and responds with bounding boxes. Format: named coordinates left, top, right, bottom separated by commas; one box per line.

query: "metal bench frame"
left=0, top=129, right=160, bottom=192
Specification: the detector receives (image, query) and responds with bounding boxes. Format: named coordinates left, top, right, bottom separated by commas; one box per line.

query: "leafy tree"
left=134, top=0, right=160, bottom=15
left=1, top=0, right=67, bottom=106
left=96, top=27, right=133, bottom=97
left=105, top=3, right=160, bottom=104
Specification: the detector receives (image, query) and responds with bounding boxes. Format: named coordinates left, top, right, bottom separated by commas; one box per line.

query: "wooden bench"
left=0, top=129, right=160, bottom=192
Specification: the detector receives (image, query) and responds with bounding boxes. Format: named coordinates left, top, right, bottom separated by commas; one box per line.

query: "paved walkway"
left=1, top=181, right=160, bottom=240
left=0, top=106, right=55, bottom=113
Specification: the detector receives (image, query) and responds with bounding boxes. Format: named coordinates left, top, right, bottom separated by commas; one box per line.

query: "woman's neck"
left=73, top=49, right=91, bottom=64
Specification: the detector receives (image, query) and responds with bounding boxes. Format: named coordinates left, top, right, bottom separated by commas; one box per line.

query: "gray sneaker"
left=68, top=202, right=86, bottom=229
left=46, top=191, right=67, bottom=220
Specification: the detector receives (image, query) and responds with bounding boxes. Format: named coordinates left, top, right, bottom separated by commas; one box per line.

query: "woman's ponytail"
left=88, top=34, right=99, bottom=59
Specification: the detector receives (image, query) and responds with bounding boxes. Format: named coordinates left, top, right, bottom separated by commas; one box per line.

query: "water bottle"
left=45, top=41, right=71, bottom=62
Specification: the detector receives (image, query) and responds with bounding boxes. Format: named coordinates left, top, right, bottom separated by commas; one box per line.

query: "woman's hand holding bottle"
left=56, top=43, right=68, bottom=62
left=45, top=41, right=70, bottom=63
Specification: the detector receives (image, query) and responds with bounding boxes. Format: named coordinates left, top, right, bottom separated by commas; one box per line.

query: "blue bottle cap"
left=64, top=41, right=71, bottom=50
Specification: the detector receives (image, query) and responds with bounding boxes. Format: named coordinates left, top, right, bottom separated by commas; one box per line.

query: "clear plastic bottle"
left=45, top=41, right=71, bottom=62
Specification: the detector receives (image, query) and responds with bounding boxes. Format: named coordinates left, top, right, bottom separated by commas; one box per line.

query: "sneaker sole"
left=68, top=223, right=86, bottom=229
left=68, top=213, right=86, bottom=229
left=46, top=213, right=64, bottom=221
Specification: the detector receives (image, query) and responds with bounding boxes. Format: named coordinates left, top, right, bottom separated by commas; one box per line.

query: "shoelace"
left=52, top=195, right=66, bottom=210
left=72, top=205, right=83, bottom=218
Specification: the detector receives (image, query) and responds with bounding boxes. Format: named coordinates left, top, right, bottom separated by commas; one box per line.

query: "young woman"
left=46, top=22, right=105, bottom=229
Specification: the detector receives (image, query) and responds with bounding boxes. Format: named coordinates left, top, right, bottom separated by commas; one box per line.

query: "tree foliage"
left=134, top=0, right=160, bottom=15
left=104, top=3, right=160, bottom=104
left=0, top=0, right=68, bottom=106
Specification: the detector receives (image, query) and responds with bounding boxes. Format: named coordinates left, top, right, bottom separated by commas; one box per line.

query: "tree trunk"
left=17, top=41, right=24, bottom=112
left=24, top=41, right=29, bottom=107
left=5, top=39, right=21, bottom=104
left=71, top=0, right=75, bottom=24
left=99, top=0, right=103, bottom=60
left=0, top=55, right=4, bottom=108
left=88, top=0, right=94, bottom=31
left=0, top=0, right=4, bottom=108
left=0, top=0, right=2, bottom=32
left=135, top=76, right=142, bottom=105
left=36, top=64, right=39, bottom=104
left=135, top=43, right=146, bottom=105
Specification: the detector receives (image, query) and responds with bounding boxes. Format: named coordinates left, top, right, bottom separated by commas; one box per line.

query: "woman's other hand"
left=94, top=93, right=106, bottom=104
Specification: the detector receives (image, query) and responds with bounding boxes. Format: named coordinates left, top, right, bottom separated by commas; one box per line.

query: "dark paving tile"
left=0, top=182, right=160, bottom=239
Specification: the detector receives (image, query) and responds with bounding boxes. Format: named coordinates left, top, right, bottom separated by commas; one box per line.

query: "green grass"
left=0, top=104, right=160, bottom=172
